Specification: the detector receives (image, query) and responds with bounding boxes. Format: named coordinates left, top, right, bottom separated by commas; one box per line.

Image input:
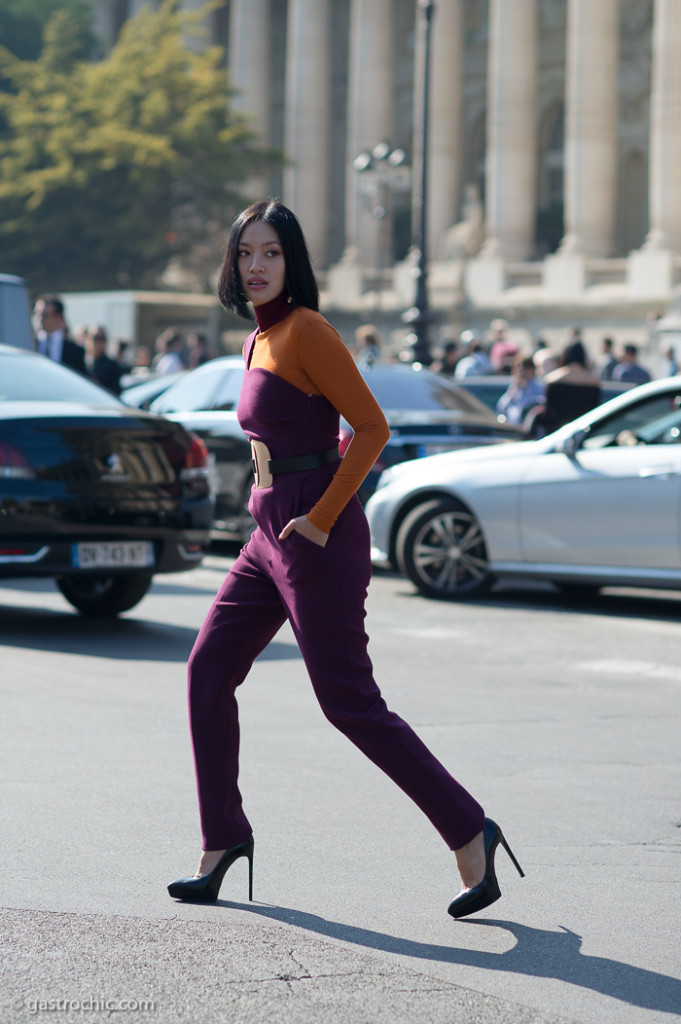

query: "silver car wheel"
left=400, top=498, right=492, bottom=599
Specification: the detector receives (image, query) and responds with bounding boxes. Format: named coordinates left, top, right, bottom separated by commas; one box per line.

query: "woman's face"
left=238, top=220, right=286, bottom=307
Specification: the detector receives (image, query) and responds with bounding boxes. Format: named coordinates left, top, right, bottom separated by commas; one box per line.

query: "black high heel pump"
left=448, top=817, right=524, bottom=920
left=167, top=836, right=254, bottom=903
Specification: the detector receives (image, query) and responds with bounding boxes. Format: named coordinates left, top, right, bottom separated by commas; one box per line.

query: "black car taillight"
left=0, top=440, right=35, bottom=479
left=180, top=434, right=209, bottom=479
left=179, top=433, right=211, bottom=498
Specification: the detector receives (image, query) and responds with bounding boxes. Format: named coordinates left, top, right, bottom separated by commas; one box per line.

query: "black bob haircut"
left=217, top=200, right=319, bottom=319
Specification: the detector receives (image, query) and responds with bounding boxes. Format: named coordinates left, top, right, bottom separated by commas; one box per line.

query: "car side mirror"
left=561, top=428, right=588, bottom=457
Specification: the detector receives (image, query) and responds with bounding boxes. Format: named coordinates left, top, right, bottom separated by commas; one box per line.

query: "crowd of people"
left=429, top=320, right=671, bottom=436
left=345, top=317, right=669, bottom=437
left=32, top=293, right=672, bottom=438
left=31, top=293, right=216, bottom=395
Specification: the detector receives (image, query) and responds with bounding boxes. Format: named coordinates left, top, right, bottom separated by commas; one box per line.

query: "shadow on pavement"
left=384, top=574, right=681, bottom=624
left=0, top=604, right=301, bottom=663
left=487, top=586, right=681, bottom=624
left=222, top=902, right=681, bottom=1016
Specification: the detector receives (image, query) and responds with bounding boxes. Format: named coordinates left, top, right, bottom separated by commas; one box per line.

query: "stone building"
left=92, top=0, right=680, bottom=363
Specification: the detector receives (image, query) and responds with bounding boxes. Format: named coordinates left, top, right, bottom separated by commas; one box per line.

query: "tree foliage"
left=0, top=1, right=276, bottom=292
left=0, top=0, right=93, bottom=61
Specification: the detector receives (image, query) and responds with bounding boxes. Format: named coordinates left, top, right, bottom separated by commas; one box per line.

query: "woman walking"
left=168, top=201, right=523, bottom=918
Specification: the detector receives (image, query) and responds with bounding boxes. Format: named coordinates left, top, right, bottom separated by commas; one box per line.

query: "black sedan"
left=144, top=357, right=524, bottom=540
left=0, top=345, right=214, bottom=616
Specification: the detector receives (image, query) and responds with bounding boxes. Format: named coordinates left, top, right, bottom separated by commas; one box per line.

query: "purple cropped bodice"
left=237, top=330, right=340, bottom=458
left=236, top=330, right=344, bottom=540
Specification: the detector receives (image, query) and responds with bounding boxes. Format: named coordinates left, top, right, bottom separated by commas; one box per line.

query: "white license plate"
left=417, top=444, right=458, bottom=457
left=71, top=541, right=155, bottom=569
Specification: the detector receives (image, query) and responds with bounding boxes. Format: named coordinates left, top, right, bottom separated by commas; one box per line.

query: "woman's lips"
left=248, top=279, right=267, bottom=289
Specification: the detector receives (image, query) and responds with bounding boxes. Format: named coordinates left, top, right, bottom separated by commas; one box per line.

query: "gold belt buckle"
left=250, top=440, right=273, bottom=489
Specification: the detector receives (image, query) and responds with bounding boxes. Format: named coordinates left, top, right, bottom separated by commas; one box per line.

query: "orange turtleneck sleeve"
left=247, top=306, right=390, bottom=533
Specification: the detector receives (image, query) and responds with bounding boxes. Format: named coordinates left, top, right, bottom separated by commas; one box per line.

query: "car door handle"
left=638, top=466, right=678, bottom=479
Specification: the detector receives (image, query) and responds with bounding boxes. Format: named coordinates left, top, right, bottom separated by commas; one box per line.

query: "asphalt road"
left=1, top=548, right=680, bottom=1024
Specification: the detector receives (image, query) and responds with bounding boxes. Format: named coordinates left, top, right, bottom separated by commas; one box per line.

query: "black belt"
left=268, top=446, right=340, bottom=475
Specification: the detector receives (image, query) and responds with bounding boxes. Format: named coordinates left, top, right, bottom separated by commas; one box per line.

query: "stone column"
left=228, top=0, right=270, bottom=199
left=558, top=0, right=618, bottom=256
left=283, top=0, right=331, bottom=266
left=480, top=0, right=537, bottom=260
left=343, top=0, right=394, bottom=264
left=643, top=0, right=681, bottom=252
left=429, top=0, right=464, bottom=259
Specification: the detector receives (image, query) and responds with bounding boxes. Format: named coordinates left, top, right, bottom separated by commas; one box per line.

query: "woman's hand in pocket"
left=279, top=516, right=328, bottom=548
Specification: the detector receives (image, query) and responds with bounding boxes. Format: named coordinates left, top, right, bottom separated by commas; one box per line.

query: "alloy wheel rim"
left=412, top=510, right=488, bottom=593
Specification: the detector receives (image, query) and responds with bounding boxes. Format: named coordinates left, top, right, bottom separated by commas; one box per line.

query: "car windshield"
left=120, top=372, right=183, bottom=407
left=151, top=362, right=244, bottom=413
left=582, top=390, right=681, bottom=448
left=0, top=351, right=119, bottom=403
left=363, top=368, right=493, bottom=415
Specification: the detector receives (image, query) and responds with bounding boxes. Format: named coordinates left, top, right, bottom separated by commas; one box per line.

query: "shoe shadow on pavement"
left=220, top=902, right=681, bottom=1017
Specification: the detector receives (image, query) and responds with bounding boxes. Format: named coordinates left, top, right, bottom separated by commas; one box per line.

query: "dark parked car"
left=144, top=357, right=525, bottom=540
left=0, top=345, right=214, bottom=615
left=341, top=364, right=526, bottom=502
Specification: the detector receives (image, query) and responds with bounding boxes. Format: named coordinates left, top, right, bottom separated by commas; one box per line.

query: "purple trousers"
left=187, top=480, right=484, bottom=852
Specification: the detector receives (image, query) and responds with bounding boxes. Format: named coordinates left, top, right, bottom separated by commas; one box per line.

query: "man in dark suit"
left=33, top=295, right=87, bottom=375
left=85, top=324, right=123, bottom=395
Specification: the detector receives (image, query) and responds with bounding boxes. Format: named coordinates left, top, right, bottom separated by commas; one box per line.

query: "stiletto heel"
left=448, top=818, right=523, bottom=920
left=247, top=842, right=254, bottom=902
left=498, top=829, right=524, bottom=880
left=168, top=836, right=254, bottom=903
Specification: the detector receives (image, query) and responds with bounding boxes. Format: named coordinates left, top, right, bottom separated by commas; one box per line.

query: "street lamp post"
left=403, top=0, right=435, bottom=365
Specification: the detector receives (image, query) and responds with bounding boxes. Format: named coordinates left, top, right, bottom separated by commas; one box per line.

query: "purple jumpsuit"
left=188, top=330, right=485, bottom=852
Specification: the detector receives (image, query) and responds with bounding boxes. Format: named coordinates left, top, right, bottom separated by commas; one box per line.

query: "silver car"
left=366, top=377, right=681, bottom=600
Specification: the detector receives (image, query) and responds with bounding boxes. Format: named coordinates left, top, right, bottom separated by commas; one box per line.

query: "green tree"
left=0, top=0, right=93, bottom=61
left=0, top=1, right=276, bottom=292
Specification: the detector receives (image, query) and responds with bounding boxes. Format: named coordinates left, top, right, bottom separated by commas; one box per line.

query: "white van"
left=0, top=274, right=33, bottom=350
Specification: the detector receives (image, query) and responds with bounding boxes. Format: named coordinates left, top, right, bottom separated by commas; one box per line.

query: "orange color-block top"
left=246, top=305, right=390, bottom=533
